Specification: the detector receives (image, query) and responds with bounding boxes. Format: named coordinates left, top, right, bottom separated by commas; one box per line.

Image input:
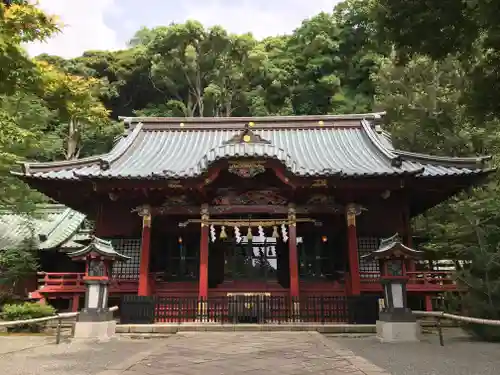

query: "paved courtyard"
left=0, top=332, right=388, bottom=375
left=0, top=330, right=498, bottom=374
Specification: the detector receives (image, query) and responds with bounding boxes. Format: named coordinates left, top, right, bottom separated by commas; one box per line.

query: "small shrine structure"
left=69, top=237, right=128, bottom=338
left=363, top=233, right=424, bottom=342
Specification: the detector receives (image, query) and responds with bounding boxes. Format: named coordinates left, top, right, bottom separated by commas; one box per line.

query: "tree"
left=372, top=54, right=498, bottom=156
left=369, top=0, right=500, bottom=340
left=0, top=240, right=38, bottom=299
left=128, top=26, right=158, bottom=47
left=424, top=184, right=500, bottom=341
left=372, top=0, right=500, bottom=120
left=145, top=21, right=261, bottom=117
left=36, top=61, right=112, bottom=159
left=0, top=2, right=59, bottom=209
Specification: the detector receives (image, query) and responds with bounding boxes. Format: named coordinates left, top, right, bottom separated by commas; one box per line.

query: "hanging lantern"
left=247, top=226, right=253, bottom=240
left=220, top=226, right=227, bottom=239
left=178, top=236, right=183, bottom=244
left=322, top=235, right=328, bottom=243
left=272, top=226, right=279, bottom=238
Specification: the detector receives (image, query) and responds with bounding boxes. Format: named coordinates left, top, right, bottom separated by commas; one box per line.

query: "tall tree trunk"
left=65, top=118, right=80, bottom=160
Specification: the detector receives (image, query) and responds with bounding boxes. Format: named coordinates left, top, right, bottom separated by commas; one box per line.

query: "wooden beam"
left=151, top=204, right=345, bottom=216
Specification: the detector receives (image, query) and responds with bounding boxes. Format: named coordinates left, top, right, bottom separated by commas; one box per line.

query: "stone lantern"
left=362, top=233, right=423, bottom=343
left=68, top=237, right=129, bottom=339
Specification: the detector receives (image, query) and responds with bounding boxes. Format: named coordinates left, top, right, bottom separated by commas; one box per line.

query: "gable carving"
left=223, top=123, right=271, bottom=145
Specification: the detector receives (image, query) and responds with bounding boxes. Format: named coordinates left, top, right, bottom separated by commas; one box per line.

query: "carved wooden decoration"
left=311, top=179, right=328, bottom=188
left=228, top=161, right=266, bottom=178
left=213, top=189, right=287, bottom=205
left=162, top=195, right=191, bottom=206
left=307, top=195, right=335, bottom=205
left=223, top=123, right=271, bottom=145
left=167, top=180, right=183, bottom=189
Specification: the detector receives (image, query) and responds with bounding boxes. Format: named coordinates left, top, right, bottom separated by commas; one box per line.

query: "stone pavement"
left=0, top=332, right=390, bottom=375
left=333, top=328, right=500, bottom=375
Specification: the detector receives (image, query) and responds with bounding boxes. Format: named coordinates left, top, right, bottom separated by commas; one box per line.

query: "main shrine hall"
left=13, top=113, right=491, bottom=316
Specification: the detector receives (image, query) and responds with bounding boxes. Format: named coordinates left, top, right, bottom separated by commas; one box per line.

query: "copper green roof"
left=68, top=237, right=129, bottom=261
left=361, top=233, right=424, bottom=261
left=0, top=205, right=87, bottom=251
left=14, top=113, right=491, bottom=180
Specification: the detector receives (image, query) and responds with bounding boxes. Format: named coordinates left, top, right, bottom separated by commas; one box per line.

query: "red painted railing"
left=406, top=271, right=456, bottom=287
left=37, top=272, right=85, bottom=288
left=37, top=272, right=140, bottom=293
left=35, top=270, right=459, bottom=294
left=358, top=270, right=458, bottom=291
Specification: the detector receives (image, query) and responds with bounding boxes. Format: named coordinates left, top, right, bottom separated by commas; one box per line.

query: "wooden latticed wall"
left=357, top=237, right=380, bottom=277
left=111, top=238, right=141, bottom=279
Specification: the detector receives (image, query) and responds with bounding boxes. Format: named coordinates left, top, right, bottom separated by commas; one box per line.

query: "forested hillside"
left=2, top=0, right=500, bottom=337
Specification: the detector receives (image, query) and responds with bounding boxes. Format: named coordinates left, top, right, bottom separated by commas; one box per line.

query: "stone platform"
left=116, top=323, right=376, bottom=334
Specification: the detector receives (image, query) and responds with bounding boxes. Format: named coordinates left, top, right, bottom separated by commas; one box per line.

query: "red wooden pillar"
left=402, top=207, right=416, bottom=272
left=425, top=295, right=433, bottom=311
left=71, top=294, right=79, bottom=312
left=346, top=204, right=361, bottom=295
left=138, top=206, right=152, bottom=296
left=198, top=205, right=209, bottom=299
left=288, top=205, right=299, bottom=298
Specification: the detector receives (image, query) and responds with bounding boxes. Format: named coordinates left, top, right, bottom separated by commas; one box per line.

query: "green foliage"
left=373, top=54, right=500, bottom=156
left=47, top=5, right=386, bottom=119
left=0, top=229, right=39, bottom=301
left=425, top=185, right=500, bottom=341
left=1, top=302, right=55, bottom=332
left=371, top=0, right=500, bottom=120
left=367, top=0, right=500, bottom=341
left=0, top=2, right=59, bottom=209
left=1, top=301, right=55, bottom=320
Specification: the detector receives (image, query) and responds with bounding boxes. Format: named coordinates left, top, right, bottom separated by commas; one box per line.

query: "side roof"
left=68, top=237, right=130, bottom=261
left=13, top=113, right=491, bottom=180
left=0, top=205, right=88, bottom=251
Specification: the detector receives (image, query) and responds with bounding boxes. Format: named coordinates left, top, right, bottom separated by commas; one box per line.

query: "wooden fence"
left=120, top=295, right=380, bottom=325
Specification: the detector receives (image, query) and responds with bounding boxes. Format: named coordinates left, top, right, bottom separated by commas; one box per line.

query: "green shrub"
left=463, top=324, right=500, bottom=342
left=1, top=302, right=56, bottom=333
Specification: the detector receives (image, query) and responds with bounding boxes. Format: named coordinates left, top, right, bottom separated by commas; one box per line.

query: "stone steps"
left=116, top=323, right=376, bottom=334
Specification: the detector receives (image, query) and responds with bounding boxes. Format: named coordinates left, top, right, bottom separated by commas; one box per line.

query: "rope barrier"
left=0, top=306, right=119, bottom=344
left=413, top=310, right=500, bottom=346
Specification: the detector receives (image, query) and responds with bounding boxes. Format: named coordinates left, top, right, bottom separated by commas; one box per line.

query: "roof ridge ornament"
left=223, top=123, right=271, bottom=145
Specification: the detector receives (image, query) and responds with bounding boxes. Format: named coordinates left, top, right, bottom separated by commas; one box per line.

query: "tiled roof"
left=68, top=237, right=129, bottom=261
left=361, top=233, right=424, bottom=261
left=0, top=205, right=86, bottom=251
left=14, top=113, right=491, bottom=180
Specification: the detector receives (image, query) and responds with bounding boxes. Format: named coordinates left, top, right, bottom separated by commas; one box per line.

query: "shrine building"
left=13, top=113, right=491, bottom=319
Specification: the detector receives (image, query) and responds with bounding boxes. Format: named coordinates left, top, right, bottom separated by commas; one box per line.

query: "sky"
left=26, top=0, right=342, bottom=58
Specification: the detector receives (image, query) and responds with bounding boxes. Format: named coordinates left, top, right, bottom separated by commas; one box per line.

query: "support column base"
left=78, top=309, right=113, bottom=322
left=376, top=320, right=420, bottom=343
left=73, top=320, right=116, bottom=340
